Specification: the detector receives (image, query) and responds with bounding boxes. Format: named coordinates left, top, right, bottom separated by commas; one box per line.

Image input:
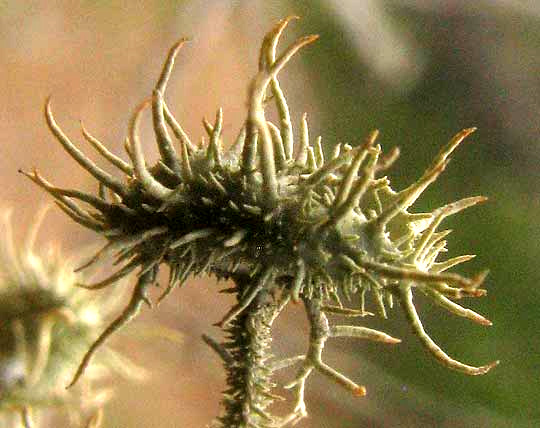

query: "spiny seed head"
left=23, top=16, right=497, bottom=407
left=0, top=208, right=125, bottom=425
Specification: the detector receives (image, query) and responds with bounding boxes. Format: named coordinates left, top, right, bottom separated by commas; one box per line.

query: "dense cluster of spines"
left=23, top=16, right=497, bottom=427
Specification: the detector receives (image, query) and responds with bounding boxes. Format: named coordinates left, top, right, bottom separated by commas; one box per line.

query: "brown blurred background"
left=1, top=1, right=539, bottom=427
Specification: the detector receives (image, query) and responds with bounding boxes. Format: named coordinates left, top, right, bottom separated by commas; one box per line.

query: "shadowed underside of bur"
left=22, top=16, right=498, bottom=427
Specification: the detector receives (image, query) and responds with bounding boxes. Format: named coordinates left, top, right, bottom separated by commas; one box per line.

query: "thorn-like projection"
left=223, top=229, right=247, bottom=247
left=421, top=287, right=492, bottom=325
left=68, top=270, right=154, bottom=388
left=398, top=285, right=498, bottom=375
left=202, top=334, right=234, bottom=365
left=377, top=128, right=477, bottom=229
left=207, top=108, right=223, bottom=167
left=230, top=123, right=246, bottom=156
left=291, top=258, right=306, bottom=303
left=414, top=196, right=487, bottom=264
left=21, top=407, right=33, bottom=428
left=267, top=121, right=287, bottom=170
left=329, top=325, right=401, bottom=344
left=296, top=113, right=309, bottom=166
left=129, top=99, right=173, bottom=200
left=152, top=90, right=181, bottom=174
left=163, top=102, right=198, bottom=153
left=302, top=141, right=367, bottom=188
left=20, top=168, right=110, bottom=213
left=81, top=121, right=133, bottom=175
left=333, top=130, right=378, bottom=207
left=152, top=39, right=189, bottom=174
left=170, top=228, right=217, bottom=249
left=53, top=200, right=104, bottom=232
left=28, top=17, right=496, bottom=428
left=328, top=140, right=381, bottom=226
left=76, top=257, right=141, bottom=290
left=45, top=98, right=127, bottom=198
left=284, top=297, right=367, bottom=421
left=247, top=17, right=319, bottom=206
left=218, top=266, right=274, bottom=327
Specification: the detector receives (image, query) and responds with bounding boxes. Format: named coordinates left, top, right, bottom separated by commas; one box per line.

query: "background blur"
left=1, top=1, right=539, bottom=427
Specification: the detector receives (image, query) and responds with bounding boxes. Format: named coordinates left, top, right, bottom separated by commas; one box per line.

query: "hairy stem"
left=216, top=275, right=284, bottom=428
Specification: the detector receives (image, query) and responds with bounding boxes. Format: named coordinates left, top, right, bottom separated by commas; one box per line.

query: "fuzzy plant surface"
left=22, top=17, right=498, bottom=427
left=0, top=208, right=129, bottom=428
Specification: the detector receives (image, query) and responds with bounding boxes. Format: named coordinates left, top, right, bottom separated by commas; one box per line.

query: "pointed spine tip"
left=478, top=317, right=493, bottom=327
left=477, top=360, right=499, bottom=375
left=44, top=96, right=55, bottom=126
left=447, top=127, right=477, bottom=152
left=283, top=15, right=300, bottom=23
left=171, top=37, right=190, bottom=52
left=368, top=129, right=379, bottom=143
left=472, top=269, right=490, bottom=288
left=44, top=94, right=52, bottom=110
left=353, top=386, right=367, bottom=397
left=159, top=38, right=190, bottom=88
left=476, top=195, right=488, bottom=204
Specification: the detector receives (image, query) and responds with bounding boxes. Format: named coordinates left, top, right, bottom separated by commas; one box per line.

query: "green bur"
left=23, top=16, right=498, bottom=428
